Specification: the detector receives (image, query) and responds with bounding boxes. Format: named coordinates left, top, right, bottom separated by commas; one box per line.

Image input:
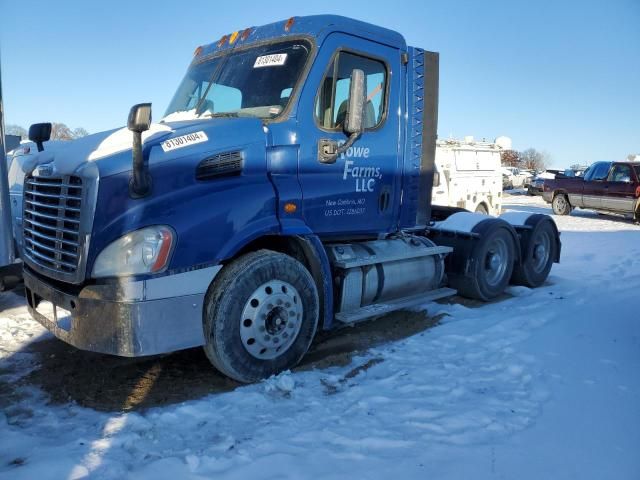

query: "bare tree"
left=50, top=122, right=75, bottom=140
left=501, top=150, right=520, bottom=167
left=4, top=123, right=89, bottom=142
left=5, top=124, right=27, bottom=139
left=72, top=127, right=89, bottom=139
left=520, top=148, right=549, bottom=171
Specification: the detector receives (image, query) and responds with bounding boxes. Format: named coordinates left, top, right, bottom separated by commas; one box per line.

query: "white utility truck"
left=432, top=138, right=504, bottom=215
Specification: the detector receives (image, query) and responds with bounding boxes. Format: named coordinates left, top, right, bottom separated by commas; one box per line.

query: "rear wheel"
left=512, top=218, right=558, bottom=287
left=552, top=194, right=571, bottom=215
left=456, top=225, right=516, bottom=301
left=203, top=250, right=319, bottom=383
left=475, top=203, right=488, bottom=215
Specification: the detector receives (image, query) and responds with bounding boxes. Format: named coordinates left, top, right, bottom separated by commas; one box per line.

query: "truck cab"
left=20, top=15, right=561, bottom=382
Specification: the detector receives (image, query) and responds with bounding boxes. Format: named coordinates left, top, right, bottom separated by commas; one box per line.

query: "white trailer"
left=1, top=61, right=20, bottom=289
left=432, top=138, right=504, bottom=215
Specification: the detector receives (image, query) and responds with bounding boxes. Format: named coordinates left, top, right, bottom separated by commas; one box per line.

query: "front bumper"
left=23, top=264, right=221, bottom=356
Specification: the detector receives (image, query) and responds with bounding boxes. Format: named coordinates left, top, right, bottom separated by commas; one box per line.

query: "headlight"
left=92, top=226, right=175, bottom=278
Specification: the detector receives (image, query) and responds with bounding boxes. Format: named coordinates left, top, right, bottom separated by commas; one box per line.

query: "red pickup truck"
left=543, top=161, right=640, bottom=221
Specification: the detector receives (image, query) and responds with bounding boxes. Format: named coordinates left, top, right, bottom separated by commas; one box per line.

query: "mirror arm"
left=129, top=131, right=152, bottom=198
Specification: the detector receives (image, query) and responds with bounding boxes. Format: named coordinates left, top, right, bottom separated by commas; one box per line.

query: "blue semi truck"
left=19, top=15, right=561, bottom=382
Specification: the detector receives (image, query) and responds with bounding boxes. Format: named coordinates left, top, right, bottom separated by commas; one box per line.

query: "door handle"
left=379, top=189, right=390, bottom=213
left=318, top=139, right=338, bottom=164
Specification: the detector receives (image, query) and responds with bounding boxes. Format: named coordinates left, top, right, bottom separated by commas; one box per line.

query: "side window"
left=315, top=51, right=387, bottom=130
left=608, top=164, right=632, bottom=182
left=585, top=162, right=611, bottom=181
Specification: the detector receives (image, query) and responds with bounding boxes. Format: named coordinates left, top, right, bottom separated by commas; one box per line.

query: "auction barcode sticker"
left=254, top=53, right=288, bottom=68
left=161, top=131, right=208, bottom=152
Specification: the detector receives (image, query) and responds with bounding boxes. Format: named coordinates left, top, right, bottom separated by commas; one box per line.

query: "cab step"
left=334, top=287, right=456, bottom=324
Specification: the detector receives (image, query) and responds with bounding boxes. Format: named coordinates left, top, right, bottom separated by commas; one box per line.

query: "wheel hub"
left=265, top=306, right=288, bottom=335
left=484, top=238, right=509, bottom=287
left=531, top=231, right=551, bottom=273
left=488, top=252, right=502, bottom=271
left=240, top=281, right=303, bottom=360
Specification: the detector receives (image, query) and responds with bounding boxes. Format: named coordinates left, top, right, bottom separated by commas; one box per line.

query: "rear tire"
left=455, top=225, right=516, bottom=301
left=203, top=250, right=319, bottom=383
left=511, top=218, right=558, bottom=287
left=552, top=194, right=571, bottom=215
left=475, top=203, right=488, bottom=215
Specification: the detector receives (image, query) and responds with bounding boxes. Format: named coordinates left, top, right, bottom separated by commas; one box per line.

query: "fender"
left=298, top=234, right=334, bottom=330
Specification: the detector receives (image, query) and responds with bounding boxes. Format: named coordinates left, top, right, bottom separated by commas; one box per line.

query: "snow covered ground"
left=1, top=194, right=639, bottom=479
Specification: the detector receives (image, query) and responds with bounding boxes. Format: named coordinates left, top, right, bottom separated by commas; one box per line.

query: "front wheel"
left=552, top=194, right=572, bottom=215
left=203, top=250, right=319, bottom=383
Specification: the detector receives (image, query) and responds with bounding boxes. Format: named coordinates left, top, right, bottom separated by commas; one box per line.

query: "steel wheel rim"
left=555, top=196, right=566, bottom=210
left=484, top=237, right=509, bottom=287
left=531, top=230, right=551, bottom=273
left=240, top=280, right=303, bottom=360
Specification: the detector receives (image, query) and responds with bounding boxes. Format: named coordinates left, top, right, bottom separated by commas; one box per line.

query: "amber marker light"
left=284, top=203, right=297, bottom=214
left=193, top=46, right=203, bottom=57
left=217, top=35, right=228, bottom=47
left=241, top=28, right=252, bottom=40
left=151, top=229, right=174, bottom=273
left=284, top=17, right=295, bottom=32
left=229, top=31, right=239, bottom=44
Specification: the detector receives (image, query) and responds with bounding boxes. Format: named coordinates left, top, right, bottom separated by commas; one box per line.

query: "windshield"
left=163, top=40, right=311, bottom=121
left=634, top=165, right=640, bottom=180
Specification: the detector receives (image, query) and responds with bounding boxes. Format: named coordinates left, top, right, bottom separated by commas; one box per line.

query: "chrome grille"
left=23, top=175, right=83, bottom=274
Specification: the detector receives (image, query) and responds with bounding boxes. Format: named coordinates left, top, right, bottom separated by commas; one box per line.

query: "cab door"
left=582, top=162, right=612, bottom=209
left=604, top=163, right=637, bottom=213
left=296, top=33, right=401, bottom=237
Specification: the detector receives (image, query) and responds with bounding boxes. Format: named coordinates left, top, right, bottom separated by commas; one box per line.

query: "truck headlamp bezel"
left=91, top=225, right=175, bottom=279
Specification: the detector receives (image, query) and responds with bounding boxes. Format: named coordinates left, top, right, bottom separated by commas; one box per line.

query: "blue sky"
left=1, top=0, right=638, bottom=168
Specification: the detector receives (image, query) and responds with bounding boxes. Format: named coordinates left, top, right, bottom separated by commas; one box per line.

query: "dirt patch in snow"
left=18, top=308, right=444, bottom=412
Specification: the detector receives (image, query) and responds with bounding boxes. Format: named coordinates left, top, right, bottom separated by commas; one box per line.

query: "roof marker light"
left=229, top=31, right=239, bottom=44
left=217, top=35, right=228, bottom=47
left=241, top=28, right=252, bottom=40
left=193, top=46, right=203, bottom=57
left=284, top=17, right=295, bottom=32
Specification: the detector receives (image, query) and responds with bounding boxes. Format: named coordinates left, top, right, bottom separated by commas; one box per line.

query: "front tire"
left=552, top=194, right=571, bottom=215
left=203, top=250, right=319, bottom=383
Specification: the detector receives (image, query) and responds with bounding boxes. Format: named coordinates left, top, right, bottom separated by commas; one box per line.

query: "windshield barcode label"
left=254, top=54, right=288, bottom=68
left=161, top=131, right=208, bottom=152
